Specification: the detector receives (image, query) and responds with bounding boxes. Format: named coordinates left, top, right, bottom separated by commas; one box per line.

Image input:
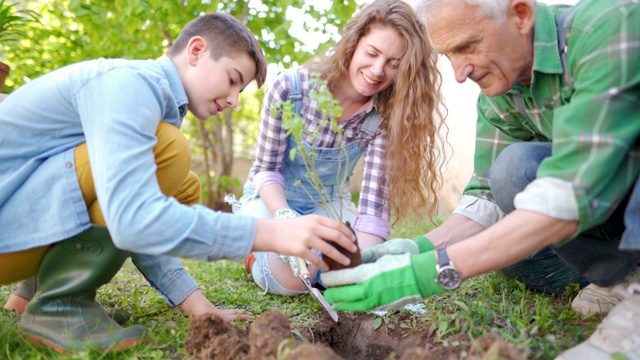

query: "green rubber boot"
left=21, top=226, right=147, bottom=353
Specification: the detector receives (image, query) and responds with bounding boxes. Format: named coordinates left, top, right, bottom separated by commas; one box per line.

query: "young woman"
left=230, top=0, right=446, bottom=295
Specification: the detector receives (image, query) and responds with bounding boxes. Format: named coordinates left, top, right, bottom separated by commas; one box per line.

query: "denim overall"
left=235, top=69, right=381, bottom=295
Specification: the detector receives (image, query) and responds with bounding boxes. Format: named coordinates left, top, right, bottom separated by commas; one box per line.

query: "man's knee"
left=490, top=143, right=538, bottom=186
left=489, top=142, right=551, bottom=213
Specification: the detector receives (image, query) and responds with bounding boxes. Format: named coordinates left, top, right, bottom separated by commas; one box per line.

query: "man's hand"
left=361, top=236, right=435, bottom=263
left=320, top=250, right=444, bottom=311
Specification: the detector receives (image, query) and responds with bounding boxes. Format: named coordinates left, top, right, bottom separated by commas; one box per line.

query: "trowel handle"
left=297, top=257, right=311, bottom=278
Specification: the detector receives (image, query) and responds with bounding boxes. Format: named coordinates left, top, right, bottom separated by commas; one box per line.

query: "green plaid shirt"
left=456, top=0, right=640, bottom=238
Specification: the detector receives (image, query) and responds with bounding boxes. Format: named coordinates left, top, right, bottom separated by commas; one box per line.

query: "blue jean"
left=239, top=195, right=358, bottom=296
left=488, top=142, right=640, bottom=293
left=236, top=131, right=368, bottom=296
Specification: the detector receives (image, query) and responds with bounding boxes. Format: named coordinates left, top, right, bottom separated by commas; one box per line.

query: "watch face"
left=437, top=267, right=462, bottom=290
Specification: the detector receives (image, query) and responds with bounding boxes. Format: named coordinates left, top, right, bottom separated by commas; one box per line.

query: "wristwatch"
left=435, top=248, right=462, bottom=291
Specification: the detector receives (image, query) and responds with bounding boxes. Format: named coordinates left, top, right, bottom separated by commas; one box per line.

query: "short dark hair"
left=169, top=13, right=267, bottom=88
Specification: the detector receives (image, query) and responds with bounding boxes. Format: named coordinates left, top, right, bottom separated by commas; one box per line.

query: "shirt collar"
left=531, top=3, right=565, bottom=78
left=156, top=55, right=188, bottom=118
left=508, top=3, right=564, bottom=94
left=361, top=95, right=378, bottom=115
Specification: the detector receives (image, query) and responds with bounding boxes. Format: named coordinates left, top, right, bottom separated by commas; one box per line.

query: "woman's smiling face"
left=346, top=24, right=406, bottom=98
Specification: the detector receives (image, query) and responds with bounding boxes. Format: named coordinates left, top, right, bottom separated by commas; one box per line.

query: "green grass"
left=0, top=215, right=602, bottom=359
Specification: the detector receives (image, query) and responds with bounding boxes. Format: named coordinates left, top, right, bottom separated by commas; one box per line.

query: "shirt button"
left=65, top=162, right=73, bottom=169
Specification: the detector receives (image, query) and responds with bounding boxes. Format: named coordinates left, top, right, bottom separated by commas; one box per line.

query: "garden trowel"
left=296, top=257, right=339, bottom=323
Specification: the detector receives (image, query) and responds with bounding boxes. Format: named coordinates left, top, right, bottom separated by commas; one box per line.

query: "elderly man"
left=320, top=0, right=640, bottom=358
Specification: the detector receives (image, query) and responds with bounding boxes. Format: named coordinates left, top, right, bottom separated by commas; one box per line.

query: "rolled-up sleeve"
left=77, top=67, right=256, bottom=261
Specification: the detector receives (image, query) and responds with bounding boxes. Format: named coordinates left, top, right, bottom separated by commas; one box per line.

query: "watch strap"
left=437, top=248, right=451, bottom=266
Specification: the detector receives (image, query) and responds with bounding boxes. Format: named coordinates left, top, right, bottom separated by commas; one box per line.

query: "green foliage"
left=0, top=251, right=602, bottom=359
left=276, top=337, right=297, bottom=359
left=229, top=87, right=266, bottom=158
left=0, top=0, right=39, bottom=46
left=276, top=72, right=349, bottom=219
left=0, top=0, right=360, bottom=210
left=1, top=0, right=359, bottom=91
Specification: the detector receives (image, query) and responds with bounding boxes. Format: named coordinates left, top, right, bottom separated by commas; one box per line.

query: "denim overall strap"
left=358, top=110, right=381, bottom=140
left=238, top=68, right=305, bottom=204
left=287, top=68, right=303, bottom=114
left=281, top=71, right=381, bottom=215
left=288, top=67, right=381, bottom=138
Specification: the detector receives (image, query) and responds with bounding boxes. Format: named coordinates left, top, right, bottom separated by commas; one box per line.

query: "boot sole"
left=25, top=333, right=145, bottom=354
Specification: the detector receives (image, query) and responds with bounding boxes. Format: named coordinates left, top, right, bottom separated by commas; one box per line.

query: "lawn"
left=0, top=217, right=602, bottom=359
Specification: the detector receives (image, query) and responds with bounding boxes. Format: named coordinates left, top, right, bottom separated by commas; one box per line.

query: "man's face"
left=184, top=51, right=256, bottom=121
left=426, top=1, right=533, bottom=97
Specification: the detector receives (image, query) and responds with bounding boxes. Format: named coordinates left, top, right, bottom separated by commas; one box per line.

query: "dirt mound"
left=184, top=313, right=250, bottom=359
left=397, top=332, right=526, bottom=360
left=184, top=310, right=526, bottom=360
left=185, top=311, right=343, bottom=360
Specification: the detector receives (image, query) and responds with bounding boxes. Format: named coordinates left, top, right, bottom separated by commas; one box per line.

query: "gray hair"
left=416, top=0, right=536, bottom=24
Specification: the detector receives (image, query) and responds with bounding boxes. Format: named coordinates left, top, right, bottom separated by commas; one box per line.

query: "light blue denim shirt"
left=0, top=56, right=257, bottom=301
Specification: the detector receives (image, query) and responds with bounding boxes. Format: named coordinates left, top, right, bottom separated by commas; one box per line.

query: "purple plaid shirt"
left=252, top=67, right=391, bottom=238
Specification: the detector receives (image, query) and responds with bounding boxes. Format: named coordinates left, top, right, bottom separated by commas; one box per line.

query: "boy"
left=0, top=12, right=356, bottom=353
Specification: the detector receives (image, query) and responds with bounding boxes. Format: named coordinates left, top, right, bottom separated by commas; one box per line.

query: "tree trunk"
left=0, top=62, right=9, bottom=92
left=195, top=108, right=235, bottom=213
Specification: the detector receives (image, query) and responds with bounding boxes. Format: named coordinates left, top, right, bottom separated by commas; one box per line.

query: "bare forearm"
left=356, top=231, right=384, bottom=248
left=258, top=183, right=289, bottom=215
left=448, top=210, right=578, bottom=279
left=426, top=213, right=486, bottom=248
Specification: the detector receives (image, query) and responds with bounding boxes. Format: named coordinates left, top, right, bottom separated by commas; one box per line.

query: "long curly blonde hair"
left=310, top=0, right=447, bottom=224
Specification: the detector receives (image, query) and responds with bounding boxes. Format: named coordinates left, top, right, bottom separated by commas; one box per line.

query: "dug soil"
left=185, top=310, right=526, bottom=360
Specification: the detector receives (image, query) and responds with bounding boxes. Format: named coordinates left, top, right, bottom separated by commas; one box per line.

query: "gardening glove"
left=360, top=236, right=435, bottom=263
left=320, top=250, right=444, bottom=311
left=273, top=208, right=307, bottom=276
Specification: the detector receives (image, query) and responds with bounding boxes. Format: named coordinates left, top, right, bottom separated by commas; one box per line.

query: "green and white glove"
left=360, top=236, right=435, bottom=263
left=273, top=208, right=305, bottom=276
left=320, top=250, right=444, bottom=311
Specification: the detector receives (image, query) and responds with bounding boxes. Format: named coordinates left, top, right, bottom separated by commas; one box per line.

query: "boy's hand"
left=253, top=215, right=357, bottom=272
left=181, top=289, right=253, bottom=322
left=320, top=251, right=444, bottom=311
